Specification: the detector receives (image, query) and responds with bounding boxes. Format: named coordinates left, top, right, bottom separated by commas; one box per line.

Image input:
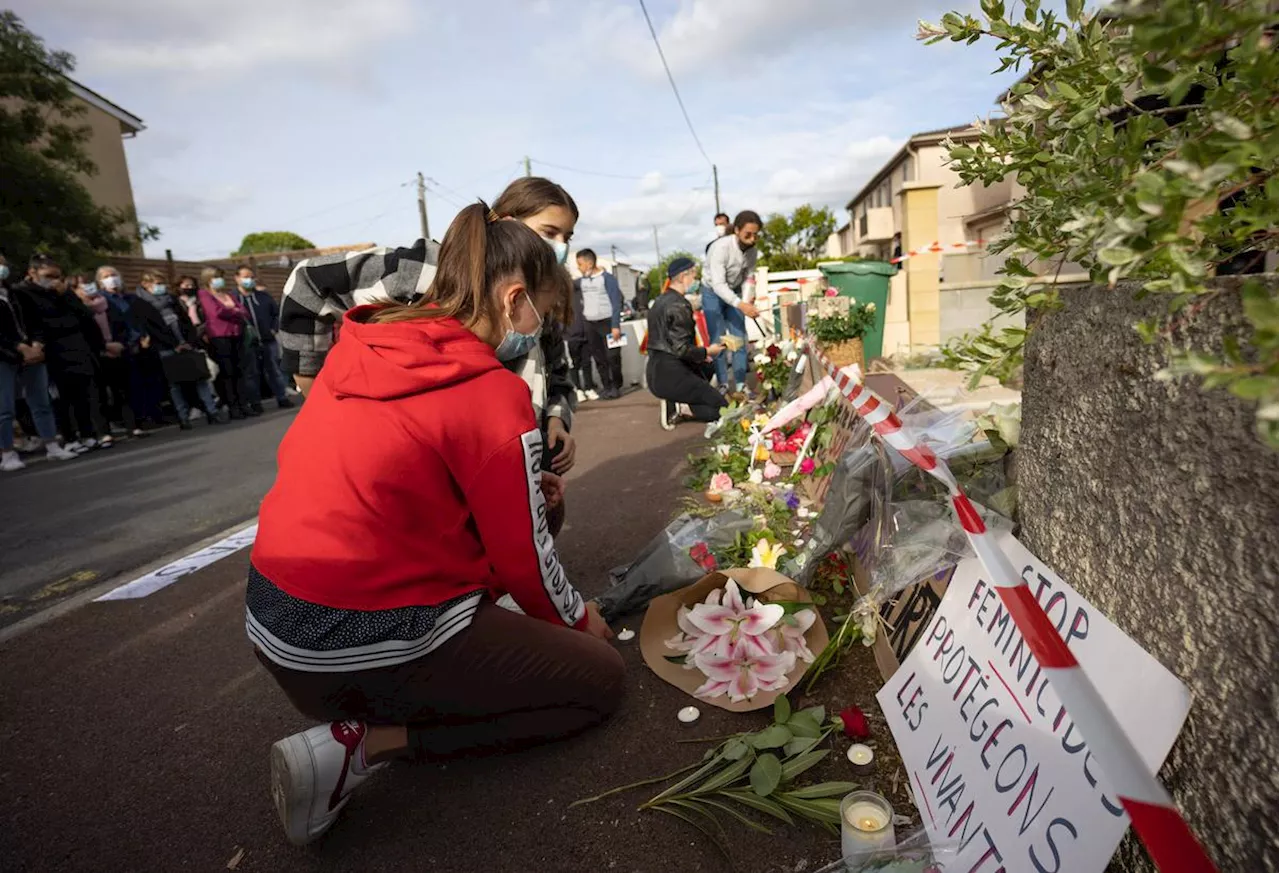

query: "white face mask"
left=715, top=225, right=728, bottom=237
left=102, top=275, right=122, bottom=291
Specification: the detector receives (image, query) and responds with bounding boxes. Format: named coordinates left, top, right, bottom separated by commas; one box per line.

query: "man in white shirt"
left=703, top=209, right=762, bottom=391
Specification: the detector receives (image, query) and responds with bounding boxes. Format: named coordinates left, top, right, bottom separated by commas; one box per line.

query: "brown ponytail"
left=370, top=201, right=560, bottom=327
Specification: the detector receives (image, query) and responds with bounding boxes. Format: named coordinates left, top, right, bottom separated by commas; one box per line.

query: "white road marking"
left=94, top=522, right=259, bottom=601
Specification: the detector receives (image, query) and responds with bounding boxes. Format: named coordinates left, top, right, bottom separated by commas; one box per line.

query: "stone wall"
left=1018, top=277, right=1279, bottom=872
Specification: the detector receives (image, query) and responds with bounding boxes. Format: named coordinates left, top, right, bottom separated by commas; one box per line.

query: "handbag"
left=161, top=349, right=212, bottom=383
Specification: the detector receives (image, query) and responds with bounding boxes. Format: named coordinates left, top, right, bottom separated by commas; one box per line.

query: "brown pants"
left=257, top=601, right=625, bottom=760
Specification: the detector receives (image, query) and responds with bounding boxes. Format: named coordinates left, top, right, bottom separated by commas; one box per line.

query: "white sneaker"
left=15, top=436, right=41, bottom=453
left=1, top=451, right=26, bottom=472
left=46, top=443, right=79, bottom=462
left=575, top=389, right=587, bottom=403
left=270, top=721, right=385, bottom=846
left=585, top=389, right=600, bottom=401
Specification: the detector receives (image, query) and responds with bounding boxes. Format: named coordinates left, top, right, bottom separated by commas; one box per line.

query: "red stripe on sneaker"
left=328, top=721, right=365, bottom=812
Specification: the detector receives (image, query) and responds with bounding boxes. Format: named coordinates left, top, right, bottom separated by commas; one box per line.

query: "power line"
left=530, top=156, right=702, bottom=181
left=637, top=0, right=713, bottom=168
left=277, top=178, right=414, bottom=228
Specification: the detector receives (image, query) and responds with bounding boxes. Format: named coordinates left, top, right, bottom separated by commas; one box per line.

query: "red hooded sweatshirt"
left=249, top=306, right=587, bottom=668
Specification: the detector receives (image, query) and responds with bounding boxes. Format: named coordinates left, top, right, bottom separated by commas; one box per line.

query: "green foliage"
left=646, top=250, right=700, bottom=303
left=758, top=204, right=837, bottom=271
left=233, top=231, right=317, bottom=256
left=920, top=0, right=1279, bottom=446
left=808, top=304, right=877, bottom=343
left=571, top=700, right=849, bottom=852
left=0, top=12, right=157, bottom=269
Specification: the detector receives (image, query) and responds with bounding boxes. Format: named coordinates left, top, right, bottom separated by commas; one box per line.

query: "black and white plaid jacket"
left=278, top=239, right=574, bottom=430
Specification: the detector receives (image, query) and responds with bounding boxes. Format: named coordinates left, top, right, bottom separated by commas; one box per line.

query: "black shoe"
left=229, top=408, right=245, bottom=420
left=179, top=419, right=193, bottom=431
left=277, top=397, right=295, bottom=409
left=248, top=404, right=264, bottom=417
left=204, top=409, right=222, bottom=425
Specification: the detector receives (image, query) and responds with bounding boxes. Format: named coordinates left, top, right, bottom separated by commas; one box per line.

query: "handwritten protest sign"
left=876, top=531, right=1190, bottom=873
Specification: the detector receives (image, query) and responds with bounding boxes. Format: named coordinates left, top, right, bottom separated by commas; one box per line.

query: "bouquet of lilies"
left=665, top=579, right=818, bottom=703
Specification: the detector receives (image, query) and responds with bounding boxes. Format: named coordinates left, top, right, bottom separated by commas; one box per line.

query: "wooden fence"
left=96, top=255, right=294, bottom=300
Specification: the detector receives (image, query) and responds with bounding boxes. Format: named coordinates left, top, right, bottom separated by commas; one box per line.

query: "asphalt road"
left=0, top=391, right=895, bottom=873
left=0, top=407, right=298, bottom=627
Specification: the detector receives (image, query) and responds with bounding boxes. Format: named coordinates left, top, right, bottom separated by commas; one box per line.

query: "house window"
left=902, top=159, right=912, bottom=183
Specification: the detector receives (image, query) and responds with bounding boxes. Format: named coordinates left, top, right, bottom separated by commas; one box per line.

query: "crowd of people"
left=0, top=253, right=295, bottom=473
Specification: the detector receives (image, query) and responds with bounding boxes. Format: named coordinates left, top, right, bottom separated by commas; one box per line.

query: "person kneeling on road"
left=247, top=202, right=622, bottom=847
left=645, top=257, right=727, bottom=424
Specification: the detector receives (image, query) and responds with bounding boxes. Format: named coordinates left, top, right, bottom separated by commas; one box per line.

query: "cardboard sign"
left=876, top=532, right=1191, bottom=873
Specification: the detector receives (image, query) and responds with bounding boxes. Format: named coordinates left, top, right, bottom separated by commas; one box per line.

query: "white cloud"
left=136, top=183, right=253, bottom=225
left=638, top=171, right=666, bottom=195
left=33, top=0, right=419, bottom=82
left=574, top=0, right=959, bottom=78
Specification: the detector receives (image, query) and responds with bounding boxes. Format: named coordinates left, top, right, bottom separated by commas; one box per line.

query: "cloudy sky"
left=19, top=0, right=1020, bottom=266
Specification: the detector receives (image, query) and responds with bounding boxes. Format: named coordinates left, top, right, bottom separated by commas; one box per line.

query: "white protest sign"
left=875, top=531, right=1190, bottom=873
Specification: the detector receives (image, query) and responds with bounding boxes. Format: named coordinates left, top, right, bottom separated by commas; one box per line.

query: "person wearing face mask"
left=703, top=209, right=763, bottom=393
left=645, top=257, right=726, bottom=425
left=705, top=212, right=731, bottom=254
left=96, top=265, right=168, bottom=435
left=199, top=267, right=256, bottom=419
left=235, top=265, right=293, bottom=412
left=248, top=202, right=622, bottom=847
left=0, top=254, right=80, bottom=470
left=139, top=271, right=222, bottom=429
left=276, top=177, right=580, bottom=486
left=13, top=255, right=111, bottom=452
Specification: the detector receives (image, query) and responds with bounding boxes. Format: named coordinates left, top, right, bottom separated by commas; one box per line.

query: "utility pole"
left=652, top=225, right=661, bottom=263
left=610, top=244, right=618, bottom=265
left=523, top=156, right=532, bottom=178
left=416, top=172, right=430, bottom=241
left=713, top=164, right=721, bottom=215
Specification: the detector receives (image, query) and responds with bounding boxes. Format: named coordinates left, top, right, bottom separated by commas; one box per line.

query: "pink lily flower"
left=709, top=472, right=734, bottom=493
left=768, top=608, right=818, bottom=663
left=763, top=461, right=782, bottom=480
left=686, top=579, right=784, bottom=643
left=665, top=605, right=734, bottom=664
left=694, top=638, right=798, bottom=702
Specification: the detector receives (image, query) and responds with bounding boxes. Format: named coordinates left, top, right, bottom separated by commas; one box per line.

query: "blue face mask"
left=210, top=277, right=226, bottom=291
left=153, top=284, right=168, bottom=295
left=689, top=279, right=701, bottom=294
left=494, top=290, right=544, bottom=362
left=0, top=265, right=9, bottom=282
left=239, top=277, right=256, bottom=291
left=545, top=237, right=569, bottom=266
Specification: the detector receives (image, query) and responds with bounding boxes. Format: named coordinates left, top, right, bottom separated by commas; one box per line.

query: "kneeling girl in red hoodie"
left=247, top=202, right=622, bottom=847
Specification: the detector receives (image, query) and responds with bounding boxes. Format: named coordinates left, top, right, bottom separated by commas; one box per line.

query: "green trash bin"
left=817, top=261, right=896, bottom=360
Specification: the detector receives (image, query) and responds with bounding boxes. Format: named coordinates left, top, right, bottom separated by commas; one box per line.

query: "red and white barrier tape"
left=889, top=239, right=982, bottom=265
left=815, top=350, right=1217, bottom=873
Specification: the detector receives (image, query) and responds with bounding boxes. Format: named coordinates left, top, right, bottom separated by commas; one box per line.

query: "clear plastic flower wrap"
left=596, top=510, right=756, bottom=622
left=813, top=828, right=961, bottom=872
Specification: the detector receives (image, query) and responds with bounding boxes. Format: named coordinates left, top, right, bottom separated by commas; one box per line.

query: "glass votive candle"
left=840, top=790, right=896, bottom=857
left=846, top=743, right=874, bottom=773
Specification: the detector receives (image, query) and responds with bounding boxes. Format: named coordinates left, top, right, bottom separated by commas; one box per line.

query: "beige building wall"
left=75, top=98, right=143, bottom=254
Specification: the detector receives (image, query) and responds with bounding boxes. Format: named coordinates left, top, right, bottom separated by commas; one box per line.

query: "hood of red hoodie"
left=324, top=305, right=503, bottom=401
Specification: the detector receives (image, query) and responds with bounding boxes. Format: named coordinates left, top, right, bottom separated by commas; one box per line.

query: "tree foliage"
left=645, top=250, right=699, bottom=300
left=921, top=0, right=1278, bottom=445
left=758, top=204, right=838, bottom=271
left=233, top=231, right=317, bottom=256
left=0, top=12, right=157, bottom=270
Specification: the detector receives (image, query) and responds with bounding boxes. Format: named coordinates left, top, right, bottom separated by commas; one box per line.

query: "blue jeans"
left=700, top=288, right=747, bottom=388
left=0, top=360, right=58, bottom=449
left=160, top=350, right=219, bottom=420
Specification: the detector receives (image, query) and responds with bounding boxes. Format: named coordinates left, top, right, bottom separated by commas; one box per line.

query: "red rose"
left=840, top=705, right=870, bottom=740
left=766, top=344, right=781, bottom=360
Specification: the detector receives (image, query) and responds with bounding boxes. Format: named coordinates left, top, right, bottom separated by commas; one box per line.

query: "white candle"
left=846, top=743, right=874, bottom=769
left=616, top=628, right=635, bottom=642
left=840, top=791, right=896, bottom=856
left=677, top=706, right=701, bottom=725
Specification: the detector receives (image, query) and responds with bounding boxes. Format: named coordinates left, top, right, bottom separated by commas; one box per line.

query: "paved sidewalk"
left=0, top=392, right=876, bottom=872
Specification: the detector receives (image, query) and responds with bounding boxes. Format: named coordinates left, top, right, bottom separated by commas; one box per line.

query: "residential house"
left=64, top=77, right=147, bottom=255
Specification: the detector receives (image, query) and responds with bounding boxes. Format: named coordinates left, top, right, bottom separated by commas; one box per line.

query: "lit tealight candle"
left=846, top=743, right=874, bottom=770
left=840, top=791, right=896, bottom=856
left=616, top=628, right=635, bottom=642
left=677, top=706, right=701, bottom=726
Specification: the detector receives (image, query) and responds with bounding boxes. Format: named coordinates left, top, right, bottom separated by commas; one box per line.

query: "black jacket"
left=13, top=282, right=104, bottom=377
left=645, top=290, right=707, bottom=365
left=106, top=292, right=181, bottom=353
left=0, top=284, right=37, bottom=365
left=240, top=289, right=280, bottom=340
